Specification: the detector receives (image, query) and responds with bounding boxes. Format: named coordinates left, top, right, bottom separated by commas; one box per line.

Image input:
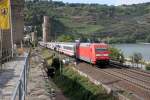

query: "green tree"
left=119, top=53, right=125, bottom=64
left=146, top=35, right=150, bottom=43
left=131, top=52, right=143, bottom=67
left=57, top=34, right=75, bottom=42
left=109, top=47, right=124, bottom=62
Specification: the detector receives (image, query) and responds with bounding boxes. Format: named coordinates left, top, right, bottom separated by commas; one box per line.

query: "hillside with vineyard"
left=24, top=1, right=150, bottom=43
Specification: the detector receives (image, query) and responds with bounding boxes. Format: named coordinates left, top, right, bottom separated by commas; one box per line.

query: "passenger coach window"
left=63, top=46, right=73, bottom=50
left=96, top=48, right=107, bottom=52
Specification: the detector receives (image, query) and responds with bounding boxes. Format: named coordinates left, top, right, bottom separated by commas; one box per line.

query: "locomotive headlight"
left=96, top=54, right=103, bottom=56
left=96, top=54, right=108, bottom=56
left=103, top=54, right=108, bottom=56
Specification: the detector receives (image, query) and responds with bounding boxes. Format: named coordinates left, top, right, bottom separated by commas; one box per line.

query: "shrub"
left=131, top=52, right=143, bottom=67
left=132, top=52, right=143, bottom=63
left=53, top=67, right=115, bottom=100
left=51, top=57, right=61, bottom=70
left=109, top=47, right=125, bottom=63
left=145, top=63, right=150, bottom=70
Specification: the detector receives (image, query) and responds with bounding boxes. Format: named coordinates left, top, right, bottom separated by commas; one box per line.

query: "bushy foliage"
left=53, top=67, right=115, bottom=100
left=146, top=35, right=150, bottom=43
left=131, top=52, right=143, bottom=64
left=57, top=34, right=75, bottom=42
left=145, top=63, right=150, bottom=70
left=51, top=57, right=63, bottom=70
left=109, top=47, right=125, bottom=63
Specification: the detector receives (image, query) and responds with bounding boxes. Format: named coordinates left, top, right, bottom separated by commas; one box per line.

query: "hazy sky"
left=53, top=0, right=150, bottom=5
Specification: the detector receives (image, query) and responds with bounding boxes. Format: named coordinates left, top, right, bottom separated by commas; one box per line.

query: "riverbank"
left=112, top=44, right=150, bottom=62
left=124, top=57, right=150, bottom=70
left=138, top=43, right=150, bottom=45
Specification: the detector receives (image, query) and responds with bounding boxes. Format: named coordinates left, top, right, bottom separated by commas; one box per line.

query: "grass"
left=75, top=24, right=103, bottom=34
left=41, top=49, right=53, bottom=66
left=53, top=67, right=116, bottom=100
left=59, top=17, right=104, bottom=34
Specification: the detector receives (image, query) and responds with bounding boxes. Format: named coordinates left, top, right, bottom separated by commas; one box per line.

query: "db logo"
left=0, top=8, right=8, bottom=16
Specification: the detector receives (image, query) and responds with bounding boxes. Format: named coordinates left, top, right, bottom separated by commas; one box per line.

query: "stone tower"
left=11, top=0, right=24, bottom=44
left=43, top=16, right=50, bottom=42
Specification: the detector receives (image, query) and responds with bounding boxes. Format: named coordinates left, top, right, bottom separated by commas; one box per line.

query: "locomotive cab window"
left=95, top=48, right=108, bottom=52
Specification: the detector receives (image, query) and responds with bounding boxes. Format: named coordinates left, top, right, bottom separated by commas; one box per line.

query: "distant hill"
left=24, top=1, right=150, bottom=43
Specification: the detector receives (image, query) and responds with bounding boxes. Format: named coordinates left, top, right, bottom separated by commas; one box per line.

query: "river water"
left=111, top=44, right=150, bottom=61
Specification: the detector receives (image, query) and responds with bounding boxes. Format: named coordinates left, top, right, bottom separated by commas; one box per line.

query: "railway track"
left=98, top=67, right=150, bottom=92
left=100, top=63, right=150, bottom=91
left=110, top=61, right=150, bottom=77
left=112, top=68, right=150, bottom=83
left=77, top=63, right=150, bottom=100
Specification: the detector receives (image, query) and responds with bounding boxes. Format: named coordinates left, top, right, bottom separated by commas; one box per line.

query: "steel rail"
left=111, top=68, right=150, bottom=83
left=110, top=60, right=150, bottom=75
left=109, top=63, right=150, bottom=85
left=96, top=65, right=150, bottom=92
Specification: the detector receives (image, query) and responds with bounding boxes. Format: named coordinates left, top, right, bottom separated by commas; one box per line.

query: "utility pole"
left=0, top=29, right=2, bottom=69
left=58, top=47, right=62, bottom=74
left=10, top=0, right=14, bottom=57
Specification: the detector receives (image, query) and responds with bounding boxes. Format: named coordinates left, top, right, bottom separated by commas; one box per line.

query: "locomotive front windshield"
left=95, top=48, right=108, bottom=52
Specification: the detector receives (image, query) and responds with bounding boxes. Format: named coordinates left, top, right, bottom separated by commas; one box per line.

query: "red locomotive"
left=76, top=43, right=110, bottom=64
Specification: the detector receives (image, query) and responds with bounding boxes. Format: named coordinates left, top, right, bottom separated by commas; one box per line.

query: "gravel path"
left=27, top=49, right=68, bottom=100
